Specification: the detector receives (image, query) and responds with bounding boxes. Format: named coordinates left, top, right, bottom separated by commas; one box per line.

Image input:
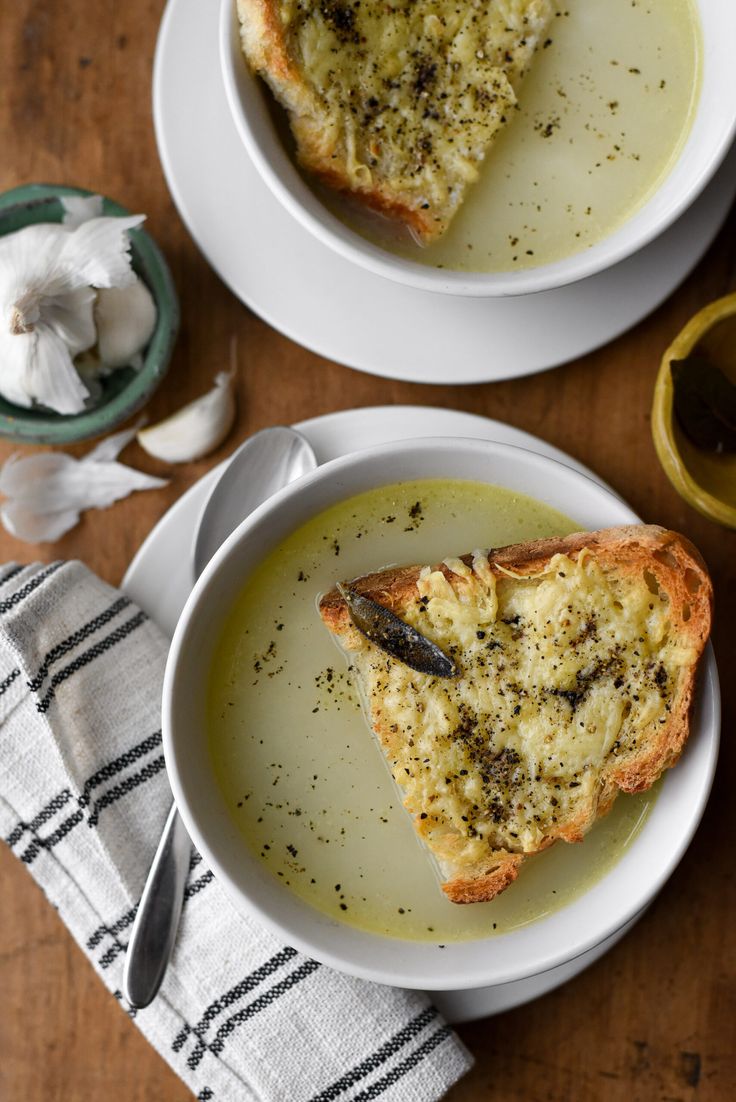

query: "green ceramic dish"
left=0, top=183, right=179, bottom=445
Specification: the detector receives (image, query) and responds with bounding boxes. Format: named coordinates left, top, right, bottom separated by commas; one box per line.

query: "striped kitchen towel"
left=0, top=561, right=472, bottom=1102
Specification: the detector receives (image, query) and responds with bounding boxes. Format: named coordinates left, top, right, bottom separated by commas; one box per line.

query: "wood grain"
left=0, top=2, right=734, bottom=1100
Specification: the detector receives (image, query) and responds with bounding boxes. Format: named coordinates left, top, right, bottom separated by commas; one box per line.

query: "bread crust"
left=319, top=525, right=713, bottom=903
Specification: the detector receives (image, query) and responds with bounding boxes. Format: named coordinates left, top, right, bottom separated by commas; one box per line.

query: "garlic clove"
left=60, top=193, right=104, bottom=229
left=137, top=370, right=236, bottom=463
left=94, top=278, right=157, bottom=368
left=0, top=424, right=167, bottom=544
left=0, top=323, right=89, bottom=414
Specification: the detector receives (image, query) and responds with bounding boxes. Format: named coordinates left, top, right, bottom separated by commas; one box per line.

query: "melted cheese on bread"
left=319, top=526, right=712, bottom=902
left=237, top=0, right=554, bottom=242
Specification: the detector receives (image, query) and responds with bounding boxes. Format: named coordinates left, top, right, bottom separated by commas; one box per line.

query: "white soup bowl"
left=163, top=438, right=719, bottom=990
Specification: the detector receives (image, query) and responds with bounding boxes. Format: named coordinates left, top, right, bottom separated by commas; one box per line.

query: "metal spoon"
left=122, top=426, right=317, bottom=1009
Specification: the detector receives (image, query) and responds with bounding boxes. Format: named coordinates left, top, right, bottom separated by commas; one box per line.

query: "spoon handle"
left=122, top=803, right=191, bottom=1009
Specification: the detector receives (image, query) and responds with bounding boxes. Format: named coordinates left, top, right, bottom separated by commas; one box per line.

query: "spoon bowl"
left=193, top=426, right=317, bottom=578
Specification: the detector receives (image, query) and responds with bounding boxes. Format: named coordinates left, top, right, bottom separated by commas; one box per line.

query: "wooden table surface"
left=1, top=3, right=734, bottom=1100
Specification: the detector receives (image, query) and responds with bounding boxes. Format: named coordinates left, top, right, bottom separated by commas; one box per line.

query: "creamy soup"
left=319, top=0, right=701, bottom=272
left=208, top=480, right=657, bottom=942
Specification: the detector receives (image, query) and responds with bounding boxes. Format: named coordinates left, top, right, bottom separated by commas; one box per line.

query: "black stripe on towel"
left=0, top=562, right=63, bottom=615
left=99, top=939, right=128, bottom=970
left=5, top=788, right=73, bottom=848
left=309, top=1006, right=439, bottom=1102
left=9, top=733, right=165, bottom=861
left=86, top=754, right=166, bottom=827
left=189, top=959, right=320, bottom=1068
left=350, top=1026, right=453, bottom=1102
left=172, top=946, right=298, bottom=1053
left=184, top=871, right=214, bottom=900
left=28, top=596, right=132, bottom=692
left=79, top=730, right=162, bottom=807
left=35, top=610, right=148, bottom=713
left=0, top=564, right=26, bottom=589
left=90, top=905, right=138, bottom=972
left=19, top=808, right=85, bottom=864
left=0, top=667, right=20, bottom=696
left=87, top=903, right=138, bottom=951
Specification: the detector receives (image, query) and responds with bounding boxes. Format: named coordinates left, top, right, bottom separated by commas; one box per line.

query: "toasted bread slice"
left=319, top=526, right=712, bottom=903
left=236, top=0, right=553, bottom=243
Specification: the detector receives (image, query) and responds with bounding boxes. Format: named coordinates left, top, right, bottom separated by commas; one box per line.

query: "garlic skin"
left=42, top=285, right=97, bottom=356
left=0, top=213, right=144, bottom=415
left=0, top=421, right=167, bottom=544
left=137, top=371, right=236, bottom=463
left=94, top=278, right=157, bottom=368
left=56, top=214, right=144, bottom=290
left=60, top=193, right=104, bottom=229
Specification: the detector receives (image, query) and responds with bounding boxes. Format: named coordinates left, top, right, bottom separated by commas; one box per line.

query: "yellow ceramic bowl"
left=652, top=292, right=736, bottom=529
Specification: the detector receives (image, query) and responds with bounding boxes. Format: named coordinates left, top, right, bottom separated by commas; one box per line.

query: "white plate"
left=152, top=0, right=736, bottom=384
left=125, top=405, right=656, bottom=1021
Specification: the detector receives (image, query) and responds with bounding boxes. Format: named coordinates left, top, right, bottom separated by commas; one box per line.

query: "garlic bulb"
left=95, top=278, right=157, bottom=368
left=0, top=211, right=145, bottom=414
left=137, top=371, right=236, bottom=463
left=0, top=422, right=167, bottom=544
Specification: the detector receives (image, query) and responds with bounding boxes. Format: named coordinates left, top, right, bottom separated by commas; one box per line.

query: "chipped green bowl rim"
left=0, top=183, right=179, bottom=445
